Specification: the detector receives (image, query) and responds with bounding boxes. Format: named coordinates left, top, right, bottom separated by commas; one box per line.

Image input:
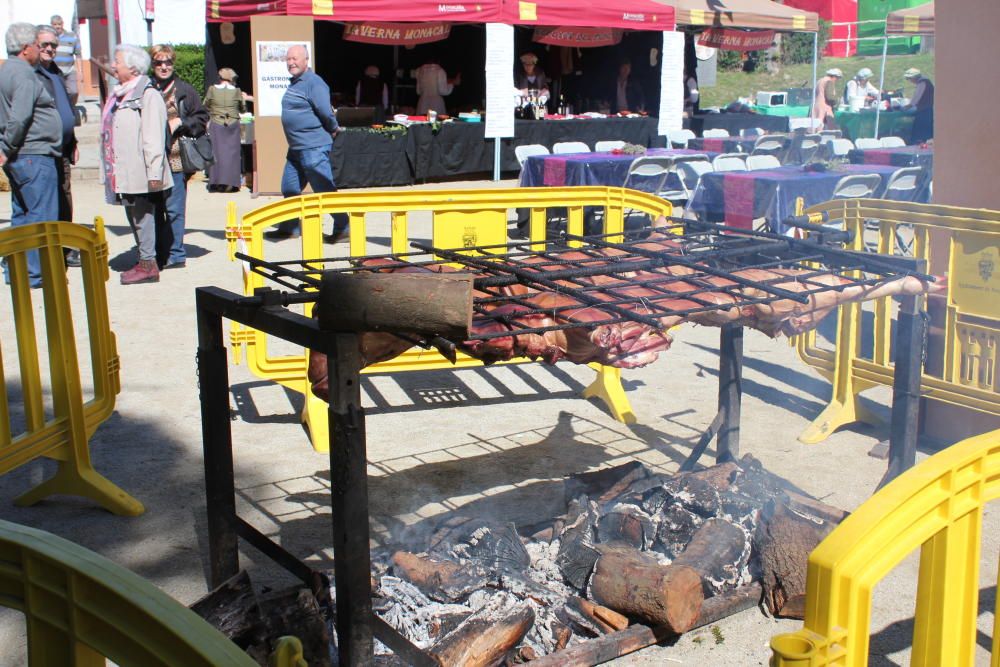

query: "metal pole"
left=493, top=138, right=501, bottom=181
left=146, top=18, right=153, bottom=47
left=716, top=324, right=743, bottom=463
left=105, top=0, right=118, bottom=85
left=811, top=32, right=818, bottom=130
left=875, top=36, right=888, bottom=138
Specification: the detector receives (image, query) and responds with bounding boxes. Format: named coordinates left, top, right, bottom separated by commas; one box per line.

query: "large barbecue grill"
left=197, top=220, right=930, bottom=666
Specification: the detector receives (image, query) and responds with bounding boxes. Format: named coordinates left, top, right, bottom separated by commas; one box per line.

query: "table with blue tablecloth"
left=848, top=146, right=933, bottom=170
left=688, top=164, right=910, bottom=232
left=519, top=148, right=720, bottom=191
left=687, top=136, right=756, bottom=153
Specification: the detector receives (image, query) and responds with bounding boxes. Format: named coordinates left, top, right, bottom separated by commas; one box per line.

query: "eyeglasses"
left=153, top=59, right=174, bottom=67
left=38, top=41, right=58, bottom=49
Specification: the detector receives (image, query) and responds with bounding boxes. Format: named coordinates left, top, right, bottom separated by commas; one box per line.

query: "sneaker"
left=121, top=260, right=160, bottom=285
left=162, top=260, right=187, bottom=270
left=64, top=249, right=82, bottom=267
left=323, top=230, right=350, bottom=244
left=263, top=228, right=300, bottom=240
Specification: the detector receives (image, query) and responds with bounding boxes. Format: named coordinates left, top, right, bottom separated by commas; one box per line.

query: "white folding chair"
left=746, top=154, right=781, bottom=170
left=820, top=129, right=843, bottom=142
left=855, top=137, right=881, bottom=150
left=799, top=133, right=823, bottom=162
left=622, top=155, right=674, bottom=197
left=740, top=127, right=765, bottom=138
left=514, top=143, right=550, bottom=167
left=884, top=167, right=926, bottom=202
left=712, top=153, right=748, bottom=172
left=832, top=173, right=882, bottom=199
left=677, top=160, right=715, bottom=202
left=829, top=138, right=855, bottom=157
left=553, top=141, right=591, bottom=155
left=667, top=129, right=696, bottom=148
left=595, top=140, right=626, bottom=152
left=703, top=128, right=730, bottom=138
left=789, top=117, right=822, bottom=132
left=751, top=134, right=787, bottom=157
left=880, top=136, right=906, bottom=148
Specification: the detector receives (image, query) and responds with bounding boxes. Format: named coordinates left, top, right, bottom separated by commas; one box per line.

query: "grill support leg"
left=717, top=324, right=743, bottom=464
left=881, top=292, right=926, bottom=488
left=327, top=333, right=375, bottom=665
left=197, top=295, right=240, bottom=588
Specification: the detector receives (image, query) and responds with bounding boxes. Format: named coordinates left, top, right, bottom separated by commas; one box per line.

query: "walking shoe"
left=323, top=230, right=350, bottom=244
left=121, top=259, right=160, bottom=285
left=64, top=249, right=82, bottom=267
left=263, top=228, right=300, bottom=240
left=162, top=260, right=187, bottom=270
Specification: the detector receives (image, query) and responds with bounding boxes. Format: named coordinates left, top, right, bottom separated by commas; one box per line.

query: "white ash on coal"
left=367, top=456, right=844, bottom=664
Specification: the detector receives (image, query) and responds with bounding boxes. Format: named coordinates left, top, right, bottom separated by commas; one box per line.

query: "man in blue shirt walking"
left=265, top=44, right=349, bottom=242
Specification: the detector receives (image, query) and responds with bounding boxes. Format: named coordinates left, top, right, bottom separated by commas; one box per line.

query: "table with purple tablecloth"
left=687, top=136, right=755, bottom=154
left=688, top=164, right=911, bottom=232
left=519, top=148, right=720, bottom=192
left=847, top=146, right=933, bottom=170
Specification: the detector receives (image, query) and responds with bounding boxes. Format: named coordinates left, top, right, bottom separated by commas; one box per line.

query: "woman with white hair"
left=99, top=43, right=171, bottom=285
left=812, top=67, right=842, bottom=130
left=844, top=67, right=880, bottom=109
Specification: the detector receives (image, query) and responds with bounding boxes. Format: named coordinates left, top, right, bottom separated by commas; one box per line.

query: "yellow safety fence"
left=770, top=428, right=1000, bottom=666
left=0, top=220, right=142, bottom=515
left=792, top=199, right=1000, bottom=444
left=0, top=518, right=304, bottom=666
left=226, top=187, right=673, bottom=452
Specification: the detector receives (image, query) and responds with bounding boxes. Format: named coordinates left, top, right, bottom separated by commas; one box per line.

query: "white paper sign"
left=255, top=41, right=313, bottom=117
left=484, top=23, right=515, bottom=139
left=658, top=31, right=685, bottom=135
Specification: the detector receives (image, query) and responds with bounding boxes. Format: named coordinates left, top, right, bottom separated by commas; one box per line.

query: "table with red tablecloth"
left=686, top=136, right=755, bottom=153
left=847, top=146, right=933, bottom=170
left=687, top=164, right=916, bottom=233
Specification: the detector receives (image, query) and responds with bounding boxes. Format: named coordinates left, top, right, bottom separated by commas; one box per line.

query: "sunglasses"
left=153, top=59, right=174, bottom=67
left=38, top=41, right=58, bottom=49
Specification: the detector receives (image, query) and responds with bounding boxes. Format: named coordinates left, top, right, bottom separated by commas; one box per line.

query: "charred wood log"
left=753, top=499, right=836, bottom=619
left=528, top=582, right=763, bottom=667
left=428, top=594, right=535, bottom=667
left=596, top=504, right=655, bottom=550
left=188, top=570, right=267, bottom=650
left=392, top=551, right=489, bottom=603
left=563, top=461, right=651, bottom=506
left=257, top=587, right=331, bottom=667
left=556, top=501, right=601, bottom=591
left=430, top=517, right=531, bottom=576
left=589, top=544, right=704, bottom=634
left=671, top=518, right=750, bottom=595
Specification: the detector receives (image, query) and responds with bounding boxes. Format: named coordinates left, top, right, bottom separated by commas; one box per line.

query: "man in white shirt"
left=844, top=68, right=879, bottom=108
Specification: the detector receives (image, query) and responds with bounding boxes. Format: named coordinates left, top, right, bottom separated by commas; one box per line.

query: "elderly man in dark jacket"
left=0, top=22, right=62, bottom=288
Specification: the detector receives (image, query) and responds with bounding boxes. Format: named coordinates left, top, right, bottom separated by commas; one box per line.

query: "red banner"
left=206, top=0, right=287, bottom=22
left=533, top=26, right=622, bottom=47
left=343, top=21, right=450, bottom=45
left=697, top=28, right=776, bottom=52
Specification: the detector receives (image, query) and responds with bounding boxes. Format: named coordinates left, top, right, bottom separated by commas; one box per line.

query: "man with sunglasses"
left=0, top=22, right=61, bottom=288
left=36, top=24, right=80, bottom=267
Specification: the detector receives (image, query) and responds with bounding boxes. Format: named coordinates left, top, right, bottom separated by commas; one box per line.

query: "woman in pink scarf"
left=99, top=44, right=172, bottom=284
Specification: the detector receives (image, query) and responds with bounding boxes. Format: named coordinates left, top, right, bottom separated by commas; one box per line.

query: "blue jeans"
left=2, top=154, right=59, bottom=288
left=156, top=171, right=188, bottom=266
left=276, top=146, right=349, bottom=234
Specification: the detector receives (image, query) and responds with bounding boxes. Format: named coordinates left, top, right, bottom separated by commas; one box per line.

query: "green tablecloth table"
left=750, top=105, right=811, bottom=118
left=835, top=110, right=915, bottom=143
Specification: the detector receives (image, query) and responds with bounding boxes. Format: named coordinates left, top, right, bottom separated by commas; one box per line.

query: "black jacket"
left=158, top=76, right=209, bottom=148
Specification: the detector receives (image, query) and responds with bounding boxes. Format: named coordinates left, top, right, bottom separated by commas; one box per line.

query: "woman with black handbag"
left=150, top=44, right=209, bottom=270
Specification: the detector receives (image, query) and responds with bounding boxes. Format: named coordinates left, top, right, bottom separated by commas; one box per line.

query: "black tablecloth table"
left=688, top=164, right=907, bottom=233
left=685, top=113, right=790, bottom=136
left=332, top=128, right=414, bottom=189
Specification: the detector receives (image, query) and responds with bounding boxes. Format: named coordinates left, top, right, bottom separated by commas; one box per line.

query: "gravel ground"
left=0, top=117, right=996, bottom=665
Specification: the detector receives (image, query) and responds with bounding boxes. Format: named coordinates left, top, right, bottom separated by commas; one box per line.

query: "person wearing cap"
left=812, top=67, right=842, bottom=130
left=514, top=52, right=550, bottom=103
left=902, top=68, right=934, bottom=143
left=844, top=68, right=879, bottom=108
left=204, top=68, right=247, bottom=192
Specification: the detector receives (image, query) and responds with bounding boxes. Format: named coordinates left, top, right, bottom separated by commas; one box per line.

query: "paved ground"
left=0, top=116, right=996, bottom=666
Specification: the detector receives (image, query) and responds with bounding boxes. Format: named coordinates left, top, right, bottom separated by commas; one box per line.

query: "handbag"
left=178, top=134, right=215, bottom=174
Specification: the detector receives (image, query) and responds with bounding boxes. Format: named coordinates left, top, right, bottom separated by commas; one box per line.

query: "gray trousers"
left=123, top=193, right=159, bottom=261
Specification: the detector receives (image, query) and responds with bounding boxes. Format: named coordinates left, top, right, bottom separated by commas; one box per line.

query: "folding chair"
left=712, top=153, right=748, bottom=172
left=553, top=141, right=591, bottom=154
left=799, top=133, right=823, bottom=162
left=740, top=127, right=765, bottom=138
left=667, top=129, right=696, bottom=148
left=703, top=128, right=730, bottom=138
left=514, top=143, right=549, bottom=167
left=746, top=154, right=781, bottom=170
left=595, top=140, right=626, bottom=152
left=676, top=159, right=714, bottom=202
left=855, top=137, right=881, bottom=150
left=880, top=136, right=906, bottom=148
left=829, top=138, right=855, bottom=157
left=832, top=173, right=882, bottom=199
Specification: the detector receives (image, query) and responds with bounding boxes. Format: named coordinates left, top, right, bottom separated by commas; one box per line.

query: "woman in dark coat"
left=204, top=68, right=247, bottom=192
left=150, top=44, right=209, bottom=270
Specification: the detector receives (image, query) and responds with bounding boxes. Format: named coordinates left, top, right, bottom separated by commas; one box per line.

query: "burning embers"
left=369, top=457, right=843, bottom=664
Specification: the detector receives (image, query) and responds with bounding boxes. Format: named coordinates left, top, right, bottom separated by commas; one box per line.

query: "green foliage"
left=168, top=44, right=205, bottom=95
left=780, top=20, right=831, bottom=66
left=717, top=49, right=746, bottom=72
left=711, top=625, right=725, bottom=645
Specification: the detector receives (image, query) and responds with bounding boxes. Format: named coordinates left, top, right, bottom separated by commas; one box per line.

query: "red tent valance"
left=285, top=0, right=503, bottom=23
left=503, top=0, right=673, bottom=31
left=206, top=0, right=286, bottom=22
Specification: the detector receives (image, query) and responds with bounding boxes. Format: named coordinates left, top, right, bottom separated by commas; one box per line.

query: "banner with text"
left=485, top=23, right=515, bottom=139
left=343, top=22, right=451, bottom=46
left=532, top=26, right=622, bottom=47
left=697, top=28, right=776, bottom=52
left=255, top=41, right=311, bottom=117
left=658, top=31, right=684, bottom=135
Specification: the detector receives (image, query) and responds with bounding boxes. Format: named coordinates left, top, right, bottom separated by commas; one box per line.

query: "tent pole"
left=493, top=138, right=501, bottom=181
left=811, top=32, right=818, bottom=129
left=875, top=36, right=888, bottom=138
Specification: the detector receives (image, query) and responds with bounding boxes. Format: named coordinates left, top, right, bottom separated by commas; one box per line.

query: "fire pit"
left=196, top=219, right=930, bottom=665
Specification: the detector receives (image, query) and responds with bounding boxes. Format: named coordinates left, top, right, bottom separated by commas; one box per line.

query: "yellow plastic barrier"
left=0, top=220, right=141, bottom=515
left=770, top=428, right=1000, bottom=666
left=226, top=187, right=673, bottom=452
left=792, top=199, right=1000, bottom=443
left=0, top=518, right=302, bottom=666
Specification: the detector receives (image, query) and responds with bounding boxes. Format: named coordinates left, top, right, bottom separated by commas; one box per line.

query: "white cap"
left=857, top=68, right=873, bottom=79
left=826, top=68, right=843, bottom=78
left=904, top=68, right=921, bottom=79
